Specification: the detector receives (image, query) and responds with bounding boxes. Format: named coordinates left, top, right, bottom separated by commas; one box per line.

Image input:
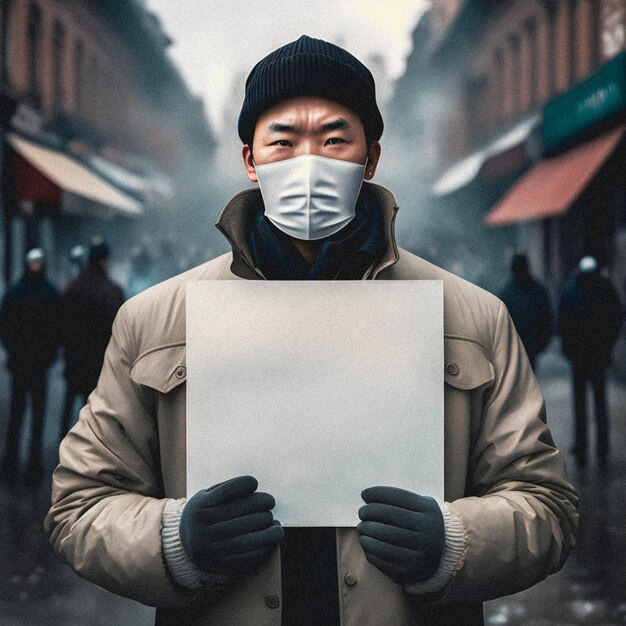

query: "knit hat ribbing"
left=238, top=35, right=383, bottom=145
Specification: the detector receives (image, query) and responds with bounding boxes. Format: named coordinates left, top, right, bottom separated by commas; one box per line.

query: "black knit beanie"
left=238, top=35, right=383, bottom=145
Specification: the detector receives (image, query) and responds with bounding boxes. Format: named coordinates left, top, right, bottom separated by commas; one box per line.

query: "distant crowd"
left=497, top=253, right=622, bottom=468
left=0, top=236, right=211, bottom=486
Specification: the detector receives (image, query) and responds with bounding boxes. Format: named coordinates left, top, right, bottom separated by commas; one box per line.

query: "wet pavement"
left=0, top=341, right=624, bottom=625
left=483, top=345, right=626, bottom=626
left=0, top=357, right=154, bottom=626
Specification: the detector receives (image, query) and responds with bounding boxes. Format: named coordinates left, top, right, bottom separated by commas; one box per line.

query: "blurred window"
left=74, top=39, right=84, bottom=113
left=590, top=0, right=602, bottom=68
left=27, top=1, right=41, bottom=106
left=53, top=20, right=65, bottom=111
left=508, top=34, right=521, bottom=116
left=89, top=56, right=99, bottom=123
left=494, top=47, right=504, bottom=128
left=525, top=18, right=537, bottom=108
left=1, top=0, right=12, bottom=86
left=569, top=0, right=579, bottom=86
left=546, top=2, right=558, bottom=98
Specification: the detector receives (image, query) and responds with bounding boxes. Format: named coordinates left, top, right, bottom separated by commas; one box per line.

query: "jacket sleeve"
left=441, top=301, right=578, bottom=602
left=44, top=305, right=196, bottom=607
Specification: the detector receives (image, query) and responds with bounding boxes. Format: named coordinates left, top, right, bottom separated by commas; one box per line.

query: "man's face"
left=243, top=96, right=380, bottom=182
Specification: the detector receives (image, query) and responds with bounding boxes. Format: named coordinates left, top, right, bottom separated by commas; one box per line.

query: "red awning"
left=15, top=151, right=62, bottom=204
left=484, top=124, right=626, bottom=226
left=10, top=134, right=142, bottom=216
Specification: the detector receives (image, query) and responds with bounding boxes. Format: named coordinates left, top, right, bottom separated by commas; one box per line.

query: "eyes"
left=270, top=137, right=346, bottom=147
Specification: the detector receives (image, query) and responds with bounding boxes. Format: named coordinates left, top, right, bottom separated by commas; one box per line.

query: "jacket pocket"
left=130, top=343, right=186, bottom=393
left=444, top=336, right=494, bottom=391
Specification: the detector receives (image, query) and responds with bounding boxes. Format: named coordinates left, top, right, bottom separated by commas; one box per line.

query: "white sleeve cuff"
left=161, top=498, right=229, bottom=590
left=404, top=502, right=467, bottom=595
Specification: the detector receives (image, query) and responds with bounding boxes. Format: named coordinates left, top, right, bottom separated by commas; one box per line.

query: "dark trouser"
left=2, top=368, right=48, bottom=472
left=60, top=379, right=90, bottom=441
left=572, top=365, right=609, bottom=463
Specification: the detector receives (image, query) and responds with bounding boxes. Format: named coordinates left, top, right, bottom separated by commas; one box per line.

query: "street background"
left=2, top=1, right=626, bottom=624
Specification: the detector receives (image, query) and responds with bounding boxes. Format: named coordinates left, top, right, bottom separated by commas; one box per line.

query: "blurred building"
left=0, top=0, right=216, bottom=288
left=389, top=0, right=626, bottom=314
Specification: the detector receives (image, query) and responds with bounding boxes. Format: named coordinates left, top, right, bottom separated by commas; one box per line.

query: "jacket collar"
left=215, top=182, right=400, bottom=280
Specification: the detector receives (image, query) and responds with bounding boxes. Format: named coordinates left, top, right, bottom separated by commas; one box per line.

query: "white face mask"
left=254, top=154, right=366, bottom=240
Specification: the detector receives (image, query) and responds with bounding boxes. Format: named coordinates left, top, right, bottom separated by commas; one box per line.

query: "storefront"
left=484, top=51, right=626, bottom=377
left=2, top=131, right=143, bottom=288
left=485, top=51, right=626, bottom=295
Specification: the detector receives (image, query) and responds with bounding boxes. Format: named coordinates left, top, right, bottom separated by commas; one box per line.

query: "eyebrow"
left=267, top=122, right=296, bottom=133
left=317, top=118, right=350, bottom=134
left=267, top=118, right=351, bottom=135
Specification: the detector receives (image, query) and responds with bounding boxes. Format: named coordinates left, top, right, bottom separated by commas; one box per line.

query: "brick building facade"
left=0, top=0, right=216, bottom=287
left=388, top=0, right=626, bottom=375
left=444, top=0, right=622, bottom=162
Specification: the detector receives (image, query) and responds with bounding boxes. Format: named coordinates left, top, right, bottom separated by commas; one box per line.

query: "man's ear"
left=242, top=145, right=258, bottom=182
left=364, top=140, right=381, bottom=180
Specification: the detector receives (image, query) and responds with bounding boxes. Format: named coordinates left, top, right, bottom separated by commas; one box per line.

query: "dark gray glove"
left=357, top=486, right=445, bottom=585
left=179, top=475, right=284, bottom=577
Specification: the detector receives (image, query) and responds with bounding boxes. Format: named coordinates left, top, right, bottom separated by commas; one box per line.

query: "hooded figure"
left=59, top=240, right=125, bottom=438
left=558, top=256, right=623, bottom=467
left=0, top=248, right=59, bottom=484
left=499, top=254, right=553, bottom=370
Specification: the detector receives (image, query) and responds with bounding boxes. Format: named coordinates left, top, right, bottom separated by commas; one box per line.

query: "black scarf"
left=247, top=191, right=386, bottom=280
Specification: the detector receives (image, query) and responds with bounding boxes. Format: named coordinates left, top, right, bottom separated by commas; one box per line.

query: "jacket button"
left=446, top=362, right=459, bottom=376
left=344, top=572, right=358, bottom=586
left=265, top=594, right=280, bottom=609
left=174, top=366, right=186, bottom=379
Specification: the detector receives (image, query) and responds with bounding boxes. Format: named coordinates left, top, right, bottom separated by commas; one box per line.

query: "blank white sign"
left=186, top=280, right=443, bottom=527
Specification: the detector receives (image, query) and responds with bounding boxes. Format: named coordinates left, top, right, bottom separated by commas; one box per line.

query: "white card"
left=186, top=280, right=443, bottom=527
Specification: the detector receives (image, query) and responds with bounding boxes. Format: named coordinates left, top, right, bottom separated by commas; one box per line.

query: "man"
left=0, top=248, right=59, bottom=485
left=558, top=255, right=622, bottom=468
left=58, top=239, right=125, bottom=439
left=499, top=253, right=553, bottom=370
left=45, top=36, right=577, bottom=625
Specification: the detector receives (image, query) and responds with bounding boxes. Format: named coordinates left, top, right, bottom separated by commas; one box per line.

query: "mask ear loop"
left=251, top=158, right=260, bottom=183
left=364, top=156, right=373, bottom=180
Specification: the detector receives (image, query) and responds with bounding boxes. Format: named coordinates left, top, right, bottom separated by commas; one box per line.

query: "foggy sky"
left=145, top=0, right=429, bottom=138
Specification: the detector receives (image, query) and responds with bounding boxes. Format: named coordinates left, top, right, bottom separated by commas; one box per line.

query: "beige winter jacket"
left=44, top=183, right=578, bottom=625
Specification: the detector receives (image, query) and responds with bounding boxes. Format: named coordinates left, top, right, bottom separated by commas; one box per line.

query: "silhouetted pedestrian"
left=0, top=248, right=59, bottom=485
left=126, top=243, right=157, bottom=299
left=499, top=254, right=553, bottom=370
left=59, top=239, right=125, bottom=439
left=558, top=256, right=623, bottom=468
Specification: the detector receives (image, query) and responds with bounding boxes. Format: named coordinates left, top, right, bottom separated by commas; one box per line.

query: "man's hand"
left=357, top=486, right=445, bottom=585
left=179, top=475, right=284, bottom=577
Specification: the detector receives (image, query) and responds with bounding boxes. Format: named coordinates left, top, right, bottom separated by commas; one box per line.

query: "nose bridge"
left=294, top=133, right=322, bottom=158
